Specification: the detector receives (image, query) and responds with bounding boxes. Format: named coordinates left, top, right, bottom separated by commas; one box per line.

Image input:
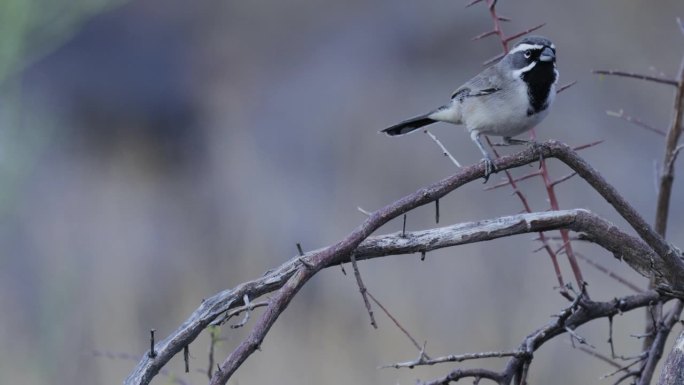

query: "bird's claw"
left=482, top=156, right=497, bottom=183
left=529, top=141, right=544, bottom=168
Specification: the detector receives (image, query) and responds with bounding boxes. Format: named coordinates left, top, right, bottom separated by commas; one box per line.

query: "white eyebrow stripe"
left=512, top=61, right=537, bottom=77
left=509, top=43, right=544, bottom=55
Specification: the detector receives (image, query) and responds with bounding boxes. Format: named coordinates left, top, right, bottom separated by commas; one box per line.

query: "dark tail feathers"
left=381, top=114, right=436, bottom=136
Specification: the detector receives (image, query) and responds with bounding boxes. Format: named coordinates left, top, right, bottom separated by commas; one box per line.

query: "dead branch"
left=125, top=141, right=684, bottom=385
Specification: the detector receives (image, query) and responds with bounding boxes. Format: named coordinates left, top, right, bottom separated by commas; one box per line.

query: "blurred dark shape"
left=24, top=3, right=203, bottom=171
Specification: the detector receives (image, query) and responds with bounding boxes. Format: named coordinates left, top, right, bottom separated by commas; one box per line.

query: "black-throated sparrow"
left=382, top=36, right=558, bottom=181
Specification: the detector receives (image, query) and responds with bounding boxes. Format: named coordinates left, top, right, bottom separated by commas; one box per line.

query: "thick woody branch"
left=657, top=329, right=684, bottom=385
left=125, top=141, right=684, bottom=385
left=639, top=301, right=684, bottom=385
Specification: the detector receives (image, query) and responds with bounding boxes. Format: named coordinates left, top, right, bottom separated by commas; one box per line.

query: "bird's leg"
left=470, top=130, right=496, bottom=182
left=503, top=137, right=532, bottom=146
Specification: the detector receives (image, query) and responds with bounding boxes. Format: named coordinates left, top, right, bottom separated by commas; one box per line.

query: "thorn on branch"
left=296, top=243, right=314, bottom=269
left=421, top=250, right=426, bottom=261
left=435, top=199, right=440, bottom=224
left=497, top=15, right=512, bottom=22
left=401, top=214, right=407, bottom=238
left=148, top=329, right=157, bottom=358
left=593, top=70, right=678, bottom=87
left=184, top=345, right=190, bottom=373
left=504, top=23, right=546, bottom=43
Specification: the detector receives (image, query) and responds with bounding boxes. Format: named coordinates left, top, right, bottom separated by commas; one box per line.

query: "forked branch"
left=126, top=141, right=684, bottom=385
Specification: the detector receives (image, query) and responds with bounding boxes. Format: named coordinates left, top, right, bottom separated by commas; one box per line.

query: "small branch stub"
left=148, top=329, right=157, bottom=359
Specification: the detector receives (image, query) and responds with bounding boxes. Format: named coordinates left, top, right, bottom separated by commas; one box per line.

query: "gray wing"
left=450, top=66, right=504, bottom=100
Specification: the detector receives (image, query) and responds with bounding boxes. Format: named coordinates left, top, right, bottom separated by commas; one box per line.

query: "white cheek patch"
left=509, top=43, right=543, bottom=55
left=512, top=61, right=537, bottom=77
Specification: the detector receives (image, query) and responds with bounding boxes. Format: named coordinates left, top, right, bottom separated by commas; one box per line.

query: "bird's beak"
left=539, top=47, right=555, bottom=62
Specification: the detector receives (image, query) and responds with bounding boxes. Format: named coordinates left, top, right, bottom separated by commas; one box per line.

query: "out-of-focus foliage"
left=0, top=0, right=129, bottom=82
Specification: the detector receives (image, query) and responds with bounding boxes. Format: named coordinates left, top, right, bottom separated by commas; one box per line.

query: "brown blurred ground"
left=0, top=0, right=683, bottom=384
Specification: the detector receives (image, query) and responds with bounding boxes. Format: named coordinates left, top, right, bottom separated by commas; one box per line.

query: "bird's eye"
left=524, top=50, right=532, bottom=58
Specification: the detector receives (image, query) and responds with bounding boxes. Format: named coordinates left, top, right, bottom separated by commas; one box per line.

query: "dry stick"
left=574, top=251, right=643, bottom=293
left=148, top=329, right=156, bottom=358
left=366, top=291, right=425, bottom=355
left=640, top=51, right=684, bottom=382
left=211, top=301, right=269, bottom=326
left=349, top=253, right=377, bottom=329
left=422, top=368, right=504, bottom=385
left=557, top=81, right=578, bottom=94
left=126, top=142, right=683, bottom=385
left=593, top=70, right=679, bottom=87
left=572, top=344, right=622, bottom=369
left=385, top=350, right=525, bottom=369
left=207, top=327, right=220, bottom=379
left=424, top=129, right=462, bottom=167
left=183, top=346, right=189, bottom=373
left=606, top=110, right=666, bottom=137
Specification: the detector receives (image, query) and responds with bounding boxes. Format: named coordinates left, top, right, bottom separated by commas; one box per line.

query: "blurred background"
left=0, top=0, right=683, bottom=384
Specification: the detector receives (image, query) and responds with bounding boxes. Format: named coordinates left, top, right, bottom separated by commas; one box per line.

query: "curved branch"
left=125, top=141, right=684, bottom=385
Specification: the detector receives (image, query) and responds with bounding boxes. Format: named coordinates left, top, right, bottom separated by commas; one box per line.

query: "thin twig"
left=574, top=251, right=643, bottom=293
left=557, top=81, right=578, bottom=94
left=594, top=70, right=678, bottom=87
left=573, top=139, right=605, bottom=151
left=384, top=350, right=525, bottom=369
left=424, top=129, right=462, bottom=167
left=367, top=291, right=424, bottom=354
left=483, top=170, right=542, bottom=191
left=550, top=172, right=577, bottom=187
left=349, top=253, right=377, bottom=329
left=606, top=109, right=666, bottom=136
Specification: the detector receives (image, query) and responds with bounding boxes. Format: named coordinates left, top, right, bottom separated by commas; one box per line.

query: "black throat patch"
left=521, top=62, right=556, bottom=116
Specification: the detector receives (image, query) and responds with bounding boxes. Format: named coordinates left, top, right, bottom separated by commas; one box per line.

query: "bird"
left=381, top=36, right=558, bottom=181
